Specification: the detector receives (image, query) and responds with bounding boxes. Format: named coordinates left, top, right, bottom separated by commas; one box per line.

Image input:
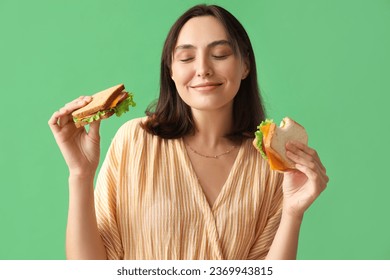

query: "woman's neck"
left=186, top=106, right=235, bottom=149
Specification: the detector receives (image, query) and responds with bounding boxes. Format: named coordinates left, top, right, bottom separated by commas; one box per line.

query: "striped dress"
left=94, top=117, right=284, bottom=260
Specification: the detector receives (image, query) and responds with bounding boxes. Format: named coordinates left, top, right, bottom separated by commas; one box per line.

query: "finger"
left=64, top=96, right=92, bottom=112
left=286, top=142, right=311, bottom=161
left=59, top=107, right=73, bottom=126
left=49, top=96, right=93, bottom=129
left=286, top=150, right=320, bottom=176
left=286, top=141, right=317, bottom=159
left=88, top=119, right=101, bottom=142
left=56, top=106, right=80, bottom=128
left=286, top=142, right=318, bottom=169
left=48, top=111, right=62, bottom=132
left=286, top=141, right=326, bottom=172
left=286, top=146, right=328, bottom=184
left=295, top=163, right=328, bottom=193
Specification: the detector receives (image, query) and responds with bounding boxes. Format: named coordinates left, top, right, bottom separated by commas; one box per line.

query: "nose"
left=196, top=55, right=213, bottom=78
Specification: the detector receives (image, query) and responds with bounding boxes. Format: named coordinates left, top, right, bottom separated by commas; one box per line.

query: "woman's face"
left=171, top=16, right=248, bottom=113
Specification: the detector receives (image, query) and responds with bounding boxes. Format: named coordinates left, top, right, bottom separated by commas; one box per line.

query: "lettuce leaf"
left=254, top=119, right=273, bottom=160
left=112, top=94, right=136, bottom=117
left=73, top=110, right=108, bottom=124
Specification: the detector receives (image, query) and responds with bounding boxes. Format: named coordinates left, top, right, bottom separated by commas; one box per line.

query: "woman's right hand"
left=48, top=96, right=101, bottom=178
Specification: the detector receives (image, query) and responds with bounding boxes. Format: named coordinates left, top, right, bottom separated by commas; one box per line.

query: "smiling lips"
left=190, top=82, right=223, bottom=92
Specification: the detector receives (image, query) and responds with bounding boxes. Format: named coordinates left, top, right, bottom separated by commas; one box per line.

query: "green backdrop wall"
left=0, top=0, right=389, bottom=260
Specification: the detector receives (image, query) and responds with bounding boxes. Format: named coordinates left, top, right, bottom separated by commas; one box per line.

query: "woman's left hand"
left=282, top=141, right=329, bottom=218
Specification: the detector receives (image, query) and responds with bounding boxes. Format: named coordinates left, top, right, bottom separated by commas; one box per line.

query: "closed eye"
left=212, top=55, right=229, bottom=60
left=179, top=57, right=194, bottom=62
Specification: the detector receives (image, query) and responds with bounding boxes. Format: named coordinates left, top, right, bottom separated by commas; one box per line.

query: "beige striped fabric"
left=94, top=117, right=284, bottom=260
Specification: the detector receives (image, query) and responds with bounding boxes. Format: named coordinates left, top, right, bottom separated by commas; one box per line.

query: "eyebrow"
left=174, top=40, right=232, bottom=53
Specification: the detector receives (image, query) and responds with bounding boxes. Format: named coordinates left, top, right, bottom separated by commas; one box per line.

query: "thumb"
left=88, top=120, right=101, bottom=141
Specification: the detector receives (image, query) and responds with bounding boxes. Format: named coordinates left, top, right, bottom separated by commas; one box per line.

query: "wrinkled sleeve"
left=94, top=125, right=127, bottom=260
left=248, top=169, right=284, bottom=260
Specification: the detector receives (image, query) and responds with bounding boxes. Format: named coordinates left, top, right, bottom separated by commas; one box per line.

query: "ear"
left=241, top=65, right=249, bottom=80
left=242, top=68, right=249, bottom=80
left=171, top=70, right=175, bottom=81
left=241, top=57, right=250, bottom=80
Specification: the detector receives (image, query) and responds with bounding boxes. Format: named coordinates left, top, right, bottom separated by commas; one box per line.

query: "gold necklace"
left=186, top=143, right=237, bottom=159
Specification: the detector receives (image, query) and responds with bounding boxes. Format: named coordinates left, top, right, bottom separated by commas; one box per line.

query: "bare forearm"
left=66, top=175, right=107, bottom=260
left=265, top=211, right=303, bottom=260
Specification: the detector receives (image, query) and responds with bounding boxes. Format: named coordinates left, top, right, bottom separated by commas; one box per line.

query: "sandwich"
left=253, top=117, right=308, bottom=172
left=72, top=84, right=136, bottom=128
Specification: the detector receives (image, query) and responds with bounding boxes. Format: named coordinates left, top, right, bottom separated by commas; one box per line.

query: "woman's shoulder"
left=119, top=116, right=147, bottom=130
left=113, top=116, right=150, bottom=142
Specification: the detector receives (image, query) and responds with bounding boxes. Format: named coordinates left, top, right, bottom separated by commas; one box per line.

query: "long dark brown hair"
left=141, top=4, right=266, bottom=139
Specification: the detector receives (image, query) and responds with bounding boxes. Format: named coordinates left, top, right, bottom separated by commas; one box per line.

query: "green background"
left=0, top=0, right=389, bottom=260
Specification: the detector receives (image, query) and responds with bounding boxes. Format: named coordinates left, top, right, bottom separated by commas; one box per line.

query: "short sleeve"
left=247, top=170, right=284, bottom=260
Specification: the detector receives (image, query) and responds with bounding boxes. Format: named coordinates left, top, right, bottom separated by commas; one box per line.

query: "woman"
left=48, top=4, right=328, bottom=260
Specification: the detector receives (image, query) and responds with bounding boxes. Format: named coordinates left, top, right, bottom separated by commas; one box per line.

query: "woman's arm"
left=265, top=210, right=302, bottom=260
left=48, top=96, right=107, bottom=259
left=66, top=175, right=107, bottom=260
left=265, top=141, right=329, bottom=259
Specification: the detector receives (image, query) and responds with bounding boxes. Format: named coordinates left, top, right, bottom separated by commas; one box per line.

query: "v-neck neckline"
left=179, top=137, right=246, bottom=212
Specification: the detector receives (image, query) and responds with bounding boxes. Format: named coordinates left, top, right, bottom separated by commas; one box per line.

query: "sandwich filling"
left=73, top=91, right=136, bottom=124
left=254, top=119, right=287, bottom=171
left=254, top=119, right=273, bottom=160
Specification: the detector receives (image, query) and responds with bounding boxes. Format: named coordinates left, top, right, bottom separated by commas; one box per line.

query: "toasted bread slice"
left=72, top=84, right=125, bottom=119
left=265, top=117, right=308, bottom=170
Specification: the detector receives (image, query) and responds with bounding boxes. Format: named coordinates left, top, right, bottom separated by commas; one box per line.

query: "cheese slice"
left=261, top=123, right=288, bottom=171
left=109, top=92, right=128, bottom=109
